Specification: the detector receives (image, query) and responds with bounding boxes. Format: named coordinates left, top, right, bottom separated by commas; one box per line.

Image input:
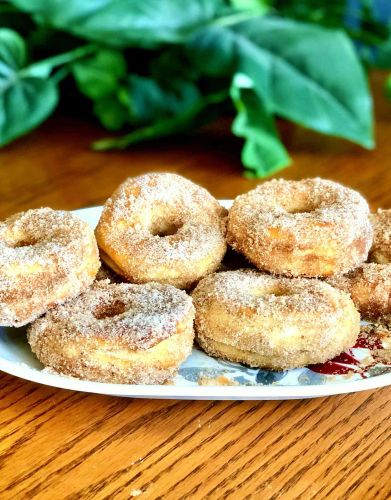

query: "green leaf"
left=0, top=28, right=58, bottom=146
left=271, top=0, right=390, bottom=53
left=230, top=0, right=269, bottom=14
left=72, top=49, right=127, bottom=100
left=186, top=24, right=237, bottom=77
left=188, top=17, right=374, bottom=149
left=0, top=27, right=25, bottom=69
left=121, top=75, right=202, bottom=125
left=9, top=0, right=224, bottom=47
left=93, top=94, right=129, bottom=131
left=230, top=73, right=290, bottom=177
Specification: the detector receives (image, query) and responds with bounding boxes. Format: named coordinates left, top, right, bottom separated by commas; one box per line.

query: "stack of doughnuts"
left=0, top=173, right=388, bottom=383
left=193, top=178, right=375, bottom=370
left=0, top=173, right=225, bottom=384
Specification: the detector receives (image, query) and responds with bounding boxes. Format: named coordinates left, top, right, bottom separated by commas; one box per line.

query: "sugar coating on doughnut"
left=227, top=178, right=372, bottom=277
left=194, top=270, right=350, bottom=322
left=192, top=269, right=360, bottom=370
left=369, top=209, right=391, bottom=264
left=28, top=281, right=195, bottom=384
left=96, top=173, right=227, bottom=288
left=0, top=208, right=99, bottom=326
left=327, top=264, right=391, bottom=322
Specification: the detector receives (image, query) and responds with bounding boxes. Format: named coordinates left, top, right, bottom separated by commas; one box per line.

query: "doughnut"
left=28, top=281, right=195, bottom=384
left=327, top=209, right=391, bottom=321
left=227, top=178, right=372, bottom=277
left=0, top=208, right=100, bottom=327
left=192, top=269, right=360, bottom=370
left=369, top=209, right=391, bottom=263
left=95, top=173, right=227, bottom=289
left=327, top=264, right=391, bottom=322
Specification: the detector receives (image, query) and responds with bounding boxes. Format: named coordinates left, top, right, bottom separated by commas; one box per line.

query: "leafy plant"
left=0, top=28, right=58, bottom=146
left=0, top=0, right=390, bottom=177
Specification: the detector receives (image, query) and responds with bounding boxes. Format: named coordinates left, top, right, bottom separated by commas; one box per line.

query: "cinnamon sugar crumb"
left=372, top=350, right=391, bottom=364
left=198, top=375, right=240, bottom=386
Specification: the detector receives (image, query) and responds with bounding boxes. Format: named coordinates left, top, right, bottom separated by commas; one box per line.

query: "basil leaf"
left=93, top=94, right=129, bottom=131
left=72, top=49, right=127, bottom=100
left=231, top=73, right=290, bottom=178
left=121, top=75, right=202, bottom=125
left=10, top=0, right=224, bottom=47
left=0, top=27, right=25, bottom=69
left=230, top=0, right=269, bottom=14
left=0, top=28, right=58, bottom=146
left=188, top=17, right=374, bottom=148
left=187, top=25, right=237, bottom=77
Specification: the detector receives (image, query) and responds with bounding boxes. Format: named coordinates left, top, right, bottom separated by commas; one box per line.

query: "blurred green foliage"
left=0, top=0, right=390, bottom=177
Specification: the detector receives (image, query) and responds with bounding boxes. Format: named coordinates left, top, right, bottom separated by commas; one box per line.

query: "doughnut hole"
left=13, top=237, right=39, bottom=248
left=94, top=300, right=127, bottom=319
left=279, top=192, right=320, bottom=215
left=2, top=229, right=47, bottom=277
left=6, top=228, right=39, bottom=249
left=285, top=203, right=316, bottom=215
left=150, top=221, right=183, bottom=237
left=149, top=206, right=184, bottom=238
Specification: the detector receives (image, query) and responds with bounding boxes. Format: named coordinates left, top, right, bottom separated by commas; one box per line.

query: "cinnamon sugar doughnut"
left=327, top=264, right=391, bottom=322
left=0, top=208, right=99, bottom=327
left=28, top=281, right=195, bottom=384
left=192, top=270, right=360, bottom=370
left=327, top=209, right=391, bottom=321
left=369, top=209, right=391, bottom=263
left=227, top=178, right=372, bottom=277
left=95, top=173, right=226, bottom=289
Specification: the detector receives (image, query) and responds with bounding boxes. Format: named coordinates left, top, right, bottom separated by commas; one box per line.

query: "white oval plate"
left=1, top=202, right=390, bottom=400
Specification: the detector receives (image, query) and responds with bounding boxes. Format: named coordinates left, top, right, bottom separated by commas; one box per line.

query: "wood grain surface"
left=0, top=73, right=390, bottom=500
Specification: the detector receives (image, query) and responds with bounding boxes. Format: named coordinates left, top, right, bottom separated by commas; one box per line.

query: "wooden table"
left=0, top=73, right=390, bottom=499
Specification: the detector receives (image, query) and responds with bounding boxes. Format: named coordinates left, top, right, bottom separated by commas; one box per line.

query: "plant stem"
left=212, top=11, right=263, bottom=27
left=51, top=66, right=70, bottom=85
left=21, top=43, right=97, bottom=78
left=92, top=89, right=229, bottom=151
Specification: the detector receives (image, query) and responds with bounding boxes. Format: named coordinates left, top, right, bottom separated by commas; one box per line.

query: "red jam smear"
left=308, top=326, right=388, bottom=377
left=309, top=350, right=360, bottom=375
left=330, top=351, right=360, bottom=365
left=309, top=362, right=355, bottom=375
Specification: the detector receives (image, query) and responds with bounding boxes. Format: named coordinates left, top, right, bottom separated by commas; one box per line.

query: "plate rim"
left=1, top=354, right=391, bottom=399
left=1, top=203, right=390, bottom=400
